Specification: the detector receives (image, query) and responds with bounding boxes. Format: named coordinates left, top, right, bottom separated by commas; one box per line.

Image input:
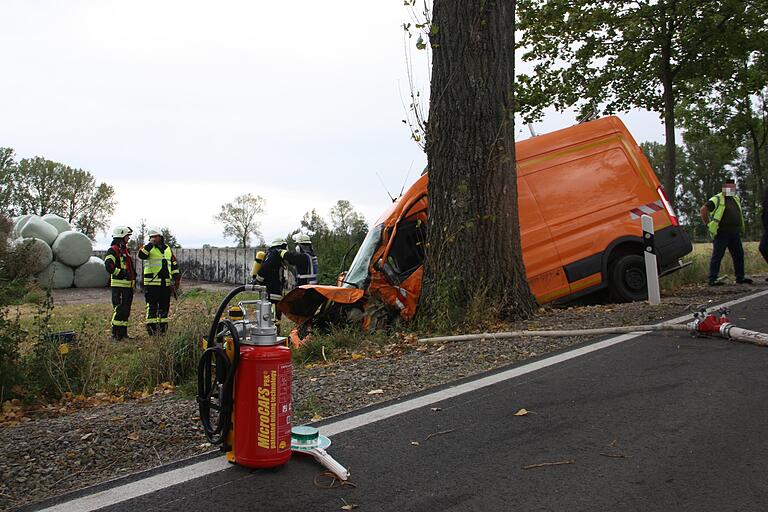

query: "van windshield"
left=343, top=224, right=384, bottom=288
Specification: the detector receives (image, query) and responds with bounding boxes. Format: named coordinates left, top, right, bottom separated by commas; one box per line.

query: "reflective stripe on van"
left=629, top=200, right=664, bottom=219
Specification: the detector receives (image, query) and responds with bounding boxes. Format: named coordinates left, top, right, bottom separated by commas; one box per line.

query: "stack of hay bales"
left=11, top=214, right=109, bottom=289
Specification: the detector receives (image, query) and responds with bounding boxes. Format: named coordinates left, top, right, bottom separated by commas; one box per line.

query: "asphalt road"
left=34, top=292, right=768, bottom=512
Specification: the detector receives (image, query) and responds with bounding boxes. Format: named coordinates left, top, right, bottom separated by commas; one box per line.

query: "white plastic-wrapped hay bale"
left=52, top=231, right=92, bottom=267
left=12, top=214, right=33, bottom=236
left=74, top=256, right=109, bottom=288
left=14, top=237, right=53, bottom=273
left=18, top=215, right=58, bottom=246
left=36, top=261, right=74, bottom=289
left=42, top=214, right=72, bottom=234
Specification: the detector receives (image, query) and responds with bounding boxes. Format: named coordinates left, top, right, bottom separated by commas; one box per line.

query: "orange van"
left=280, top=116, right=692, bottom=329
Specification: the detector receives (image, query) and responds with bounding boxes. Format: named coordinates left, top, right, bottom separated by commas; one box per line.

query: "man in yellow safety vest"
left=138, top=228, right=180, bottom=335
left=700, top=179, right=753, bottom=287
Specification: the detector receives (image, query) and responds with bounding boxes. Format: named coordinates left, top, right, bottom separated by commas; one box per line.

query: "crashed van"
left=280, top=116, right=692, bottom=331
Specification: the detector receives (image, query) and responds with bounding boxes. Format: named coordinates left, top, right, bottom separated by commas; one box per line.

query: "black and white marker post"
left=641, top=214, right=661, bottom=305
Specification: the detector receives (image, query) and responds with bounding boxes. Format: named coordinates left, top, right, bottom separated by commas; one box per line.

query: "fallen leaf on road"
left=608, top=439, right=618, bottom=448
left=430, top=407, right=442, bottom=412
left=367, top=389, right=384, bottom=395
left=522, top=460, right=575, bottom=470
left=425, top=429, right=455, bottom=441
left=514, top=408, right=529, bottom=416
left=600, top=453, right=630, bottom=459
left=311, top=413, right=323, bottom=421
left=411, top=441, right=420, bottom=446
left=127, top=431, right=140, bottom=441
left=80, top=433, right=95, bottom=441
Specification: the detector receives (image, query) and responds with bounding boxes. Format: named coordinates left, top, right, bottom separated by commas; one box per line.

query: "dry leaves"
left=514, top=408, right=529, bottom=416
left=351, top=353, right=365, bottom=361
left=367, top=389, right=384, bottom=395
left=310, top=413, right=323, bottom=422
left=126, top=431, right=140, bottom=441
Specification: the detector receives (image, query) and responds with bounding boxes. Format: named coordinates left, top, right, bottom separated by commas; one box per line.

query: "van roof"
left=516, top=116, right=629, bottom=162
left=375, top=116, right=635, bottom=227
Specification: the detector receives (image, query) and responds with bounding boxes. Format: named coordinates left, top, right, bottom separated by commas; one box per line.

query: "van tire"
left=608, top=254, right=647, bottom=303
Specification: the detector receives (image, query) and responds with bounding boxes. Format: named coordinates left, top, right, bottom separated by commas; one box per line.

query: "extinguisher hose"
left=198, top=284, right=249, bottom=446
left=197, top=319, right=240, bottom=445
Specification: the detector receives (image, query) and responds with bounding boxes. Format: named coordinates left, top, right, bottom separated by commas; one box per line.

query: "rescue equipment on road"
left=291, top=425, right=350, bottom=481
left=197, top=284, right=292, bottom=468
left=196, top=284, right=350, bottom=478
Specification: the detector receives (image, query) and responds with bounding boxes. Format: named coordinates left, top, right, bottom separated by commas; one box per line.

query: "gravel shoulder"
left=2, top=279, right=766, bottom=511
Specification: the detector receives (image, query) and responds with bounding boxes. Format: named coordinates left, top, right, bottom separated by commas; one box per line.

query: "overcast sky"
left=0, top=1, right=666, bottom=248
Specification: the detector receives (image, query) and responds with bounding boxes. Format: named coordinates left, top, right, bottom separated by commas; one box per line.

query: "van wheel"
left=608, top=254, right=647, bottom=303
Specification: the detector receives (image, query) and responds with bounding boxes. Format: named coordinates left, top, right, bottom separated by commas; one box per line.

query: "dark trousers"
left=759, top=229, right=768, bottom=264
left=709, top=231, right=745, bottom=283
left=145, top=286, right=172, bottom=335
left=111, top=287, right=133, bottom=339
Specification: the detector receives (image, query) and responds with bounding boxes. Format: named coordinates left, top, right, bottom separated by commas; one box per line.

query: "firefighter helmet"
left=270, top=238, right=287, bottom=248
left=112, top=226, right=133, bottom=238
left=292, top=233, right=312, bottom=244
left=148, top=228, right=163, bottom=238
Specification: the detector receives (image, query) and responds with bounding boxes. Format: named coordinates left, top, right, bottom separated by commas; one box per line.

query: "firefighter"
left=104, top=226, right=136, bottom=340
left=292, top=233, right=319, bottom=286
left=700, top=179, right=754, bottom=286
left=255, top=239, right=308, bottom=318
left=138, top=228, right=180, bottom=335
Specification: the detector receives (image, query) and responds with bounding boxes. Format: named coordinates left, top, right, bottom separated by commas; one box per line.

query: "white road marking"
left=37, top=288, right=768, bottom=512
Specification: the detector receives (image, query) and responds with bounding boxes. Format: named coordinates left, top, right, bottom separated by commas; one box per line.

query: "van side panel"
left=523, top=134, right=661, bottom=293
left=518, top=178, right=569, bottom=300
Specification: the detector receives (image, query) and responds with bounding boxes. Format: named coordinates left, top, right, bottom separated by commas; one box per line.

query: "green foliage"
left=0, top=311, right=25, bottom=400
left=159, top=226, right=181, bottom=248
left=296, top=200, right=369, bottom=284
left=642, top=137, right=737, bottom=240
left=0, top=147, right=116, bottom=238
left=214, top=193, right=265, bottom=248
left=517, top=0, right=765, bottom=206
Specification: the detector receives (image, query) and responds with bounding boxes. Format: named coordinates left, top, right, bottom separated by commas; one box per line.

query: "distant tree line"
left=0, top=147, right=116, bottom=240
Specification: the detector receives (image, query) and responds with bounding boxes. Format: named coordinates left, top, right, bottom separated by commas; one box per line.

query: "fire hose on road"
left=418, top=308, right=768, bottom=348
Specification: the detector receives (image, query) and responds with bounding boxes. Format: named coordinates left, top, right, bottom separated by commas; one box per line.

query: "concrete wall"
left=93, top=248, right=258, bottom=285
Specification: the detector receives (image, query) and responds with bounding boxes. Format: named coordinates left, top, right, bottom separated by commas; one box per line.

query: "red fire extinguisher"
left=197, top=285, right=292, bottom=469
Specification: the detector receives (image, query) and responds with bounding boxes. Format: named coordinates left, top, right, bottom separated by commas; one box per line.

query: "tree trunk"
left=661, top=60, right=677, bottom=211
left=421, top=0, right=536, bottom=323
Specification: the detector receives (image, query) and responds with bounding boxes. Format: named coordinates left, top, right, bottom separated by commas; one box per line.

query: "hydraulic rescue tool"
left=197, top=284, right=293, bottom=468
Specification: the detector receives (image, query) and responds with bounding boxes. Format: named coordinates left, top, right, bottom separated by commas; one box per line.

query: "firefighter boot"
left=146, top=323, right=158, bottom=336
left=111, top=325, right=121, bottom=341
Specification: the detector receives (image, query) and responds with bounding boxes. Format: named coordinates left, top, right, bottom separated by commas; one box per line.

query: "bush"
left=0, top=310, right=25, bottom=400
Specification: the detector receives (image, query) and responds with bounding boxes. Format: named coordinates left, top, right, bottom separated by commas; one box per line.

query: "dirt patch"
left=2, top=278, right=766, bottom=510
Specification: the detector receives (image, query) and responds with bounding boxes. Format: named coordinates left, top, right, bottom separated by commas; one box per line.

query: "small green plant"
left=0, top=309, right=25, bottom=401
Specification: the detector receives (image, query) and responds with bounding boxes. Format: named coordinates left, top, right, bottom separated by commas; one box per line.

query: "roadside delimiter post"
left=641, top=214, right=661, bottom=305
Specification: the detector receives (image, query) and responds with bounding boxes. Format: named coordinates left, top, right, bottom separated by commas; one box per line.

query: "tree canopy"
left=517, top=0, right=766, bottom=208
left=214, top=193, right=265, bottom=248
left=0, top=148, right=116, bottom=239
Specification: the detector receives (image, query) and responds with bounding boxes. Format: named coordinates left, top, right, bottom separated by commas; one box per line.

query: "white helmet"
left=148, top=227, right=162, bottom=238
left=112, top=226, right=133, bottom=238
left=292, top=233, right=312, bottom=244
left=270, top=238, right=286, bottom=248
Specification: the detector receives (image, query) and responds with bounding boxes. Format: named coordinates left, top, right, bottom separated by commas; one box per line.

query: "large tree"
left=0, top=148, right=16, bottom=215
left=8, top=155, right=116, bottom=238
left=421, top=0, right=536, bottom=323
left=214, top=193, right=265, bottom=248
left=328, top=200, right=367, bottom=237
left=517, top=0, right=762, bottom=209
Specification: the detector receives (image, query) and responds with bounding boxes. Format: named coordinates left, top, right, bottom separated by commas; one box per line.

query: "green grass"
left=662, top=241, right=768, bottom=291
